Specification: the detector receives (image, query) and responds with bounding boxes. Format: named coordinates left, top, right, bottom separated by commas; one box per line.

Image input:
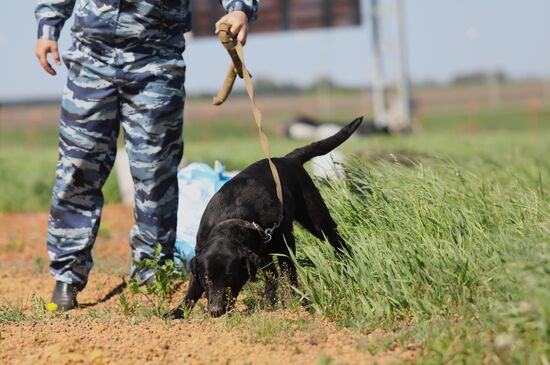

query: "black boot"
left=51, top=281, right=79, bottom=312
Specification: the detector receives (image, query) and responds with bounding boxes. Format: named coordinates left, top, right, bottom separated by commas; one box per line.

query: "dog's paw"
left=166, top=304, right=191, bottom=320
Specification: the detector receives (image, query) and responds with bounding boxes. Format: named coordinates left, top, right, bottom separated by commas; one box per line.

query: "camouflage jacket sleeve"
left=220, top=0, right=259, bottom=23
left=35, top=0, right=76, bottom=41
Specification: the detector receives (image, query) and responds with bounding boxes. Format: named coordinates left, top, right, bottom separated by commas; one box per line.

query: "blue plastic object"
left=174, top=161, right=232, bottom=268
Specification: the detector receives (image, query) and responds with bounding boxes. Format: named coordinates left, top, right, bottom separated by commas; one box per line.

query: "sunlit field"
left=1, top=94, right=549, bottom=363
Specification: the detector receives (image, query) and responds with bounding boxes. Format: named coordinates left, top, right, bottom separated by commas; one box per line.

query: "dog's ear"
left=245, top=251, right=259, bottom=282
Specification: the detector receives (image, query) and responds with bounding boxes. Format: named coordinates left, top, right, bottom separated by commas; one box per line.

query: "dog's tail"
left=285, top=117, right=363, bottom=164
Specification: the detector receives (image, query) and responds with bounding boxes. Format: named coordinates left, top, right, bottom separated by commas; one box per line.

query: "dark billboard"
left=192, top=0, right=362, bottom=37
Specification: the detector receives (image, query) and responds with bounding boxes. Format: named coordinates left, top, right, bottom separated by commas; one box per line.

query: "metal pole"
left=395, top=0, right=411, bottom=131
left=371, top=0, right=388, bottom=128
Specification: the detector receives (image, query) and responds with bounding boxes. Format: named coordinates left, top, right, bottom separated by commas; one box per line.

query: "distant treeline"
left=194, top=69, right=532, bottom=99
left=192, top=76, right=359, bottom=99
left=1, top=70, right=543, bottom=106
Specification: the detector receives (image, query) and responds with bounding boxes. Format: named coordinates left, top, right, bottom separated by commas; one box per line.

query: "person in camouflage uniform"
left=35, top=0, right=259, bottom=311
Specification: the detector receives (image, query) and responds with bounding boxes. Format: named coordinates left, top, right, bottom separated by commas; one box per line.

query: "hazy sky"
left=1, top=0, right=549, bottom=101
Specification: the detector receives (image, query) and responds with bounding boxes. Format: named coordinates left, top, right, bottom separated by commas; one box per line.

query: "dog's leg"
left=296, top=172, right=348, bottom=253
left=260, top=256, right=278, bottom=307
left=169, top=273, right=204, bottom=319
left=278, top=232, right=298, bottom=287
left=183, top=273, right=204, bottom=308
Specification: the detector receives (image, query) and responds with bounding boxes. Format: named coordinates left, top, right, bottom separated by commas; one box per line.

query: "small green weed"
left=0, top=300, right=26, bottom=324
left=245, top=312, right=294, bottom=344
left=29, top=293, right=47, bottom=321
left=221, top=311, right=244, bottom=330
left=119, top=244, right=185, bottom=319
left=118, top=293, right=137, bottom=316
left=87, top=308, right=113, bottom=319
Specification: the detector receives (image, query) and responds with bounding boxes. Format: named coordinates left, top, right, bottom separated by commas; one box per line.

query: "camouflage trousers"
left=48, top=42, right=185, bottom=287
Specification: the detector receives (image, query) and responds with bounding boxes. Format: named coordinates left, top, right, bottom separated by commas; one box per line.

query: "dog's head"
left=189, top=242, right=258, bottom=317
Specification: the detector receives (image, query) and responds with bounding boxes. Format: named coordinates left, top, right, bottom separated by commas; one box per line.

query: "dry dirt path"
left=0, top=205, right=415, bottom=364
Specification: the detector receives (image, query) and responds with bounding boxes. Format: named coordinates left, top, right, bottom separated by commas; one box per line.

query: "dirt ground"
left=0, top=205, right=415, bottom=365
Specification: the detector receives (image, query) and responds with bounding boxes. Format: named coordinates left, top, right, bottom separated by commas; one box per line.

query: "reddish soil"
left=0, top=205, right=415, bottom=364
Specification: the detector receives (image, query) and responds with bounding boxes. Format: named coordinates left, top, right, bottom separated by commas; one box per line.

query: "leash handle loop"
left=216, top=24, right=244, bottom=78
left=212, top=23, right=245, bottom=105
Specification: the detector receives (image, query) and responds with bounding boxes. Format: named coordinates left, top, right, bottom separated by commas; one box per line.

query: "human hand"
left=35, top=39, right=61, bottom=76
left=215, top=11, right=249, bottom=45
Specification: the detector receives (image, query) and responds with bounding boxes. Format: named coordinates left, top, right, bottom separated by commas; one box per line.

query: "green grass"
left=292, top=148, right=550, bottom=363
left=1, top=106, right=548, bottom=211
left=0, top=137, right=121, bottom=212
left=420, top=107, right=550, bottom=132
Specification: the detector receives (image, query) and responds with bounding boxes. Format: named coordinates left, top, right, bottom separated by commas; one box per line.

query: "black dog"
left=181, top=117, right=363, bottom=317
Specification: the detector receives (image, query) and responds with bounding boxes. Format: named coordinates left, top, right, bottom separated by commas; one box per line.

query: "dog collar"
left=251, top=221, right=280, bottom=243
left=217, top=218, right=280, bottom=244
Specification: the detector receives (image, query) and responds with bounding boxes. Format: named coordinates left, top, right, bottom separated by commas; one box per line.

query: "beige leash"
left=213, top=23, right=284, bottom=223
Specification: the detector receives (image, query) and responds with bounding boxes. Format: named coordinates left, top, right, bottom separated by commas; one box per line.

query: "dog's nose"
left=208, top=305, right=226, bottom=317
